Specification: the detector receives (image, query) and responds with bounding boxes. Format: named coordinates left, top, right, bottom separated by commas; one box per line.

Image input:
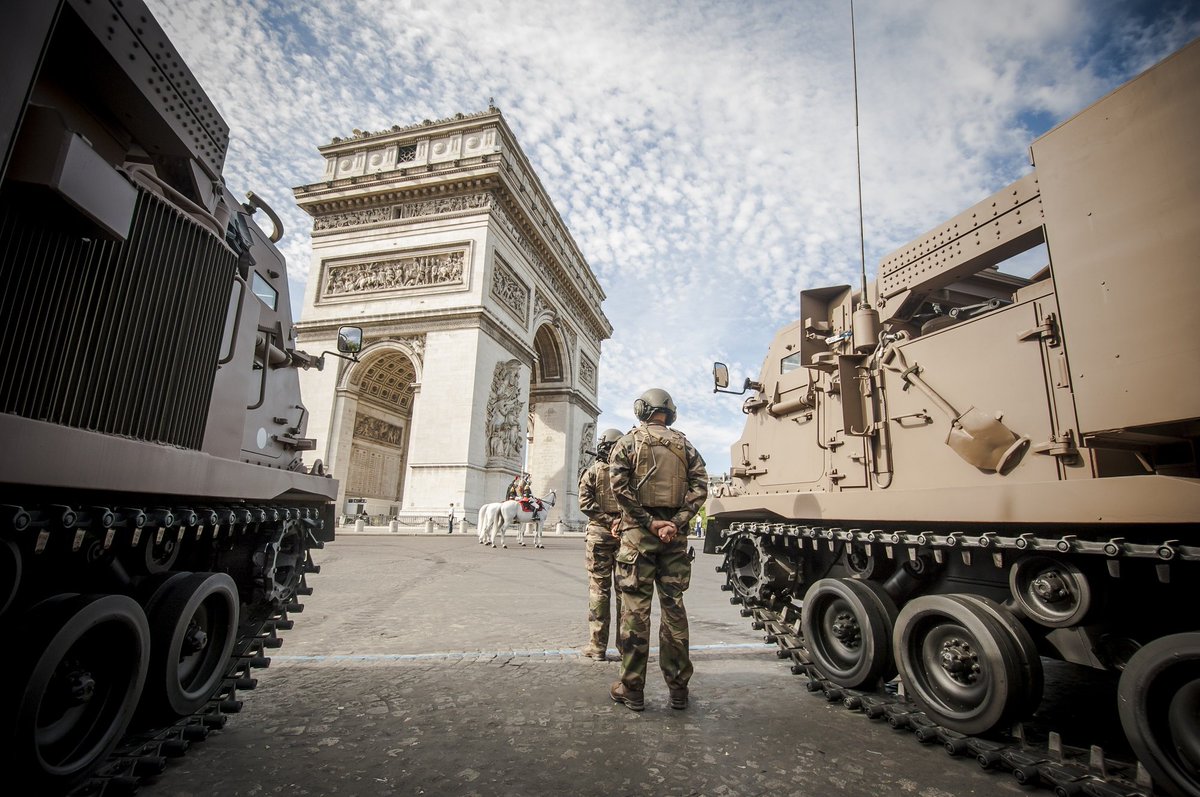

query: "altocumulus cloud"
left=148, top=0, right=1199, bottom=472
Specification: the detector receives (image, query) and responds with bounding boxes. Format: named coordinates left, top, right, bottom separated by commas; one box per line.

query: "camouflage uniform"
left=578, top=460, right=623, bottom=657
left=609, top=421, right=707, bottom=694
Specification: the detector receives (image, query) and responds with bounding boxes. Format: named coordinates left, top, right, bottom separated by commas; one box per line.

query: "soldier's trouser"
left=585, top=528, right=623, bottom=652
left=615, top=528, right=692, bottom=692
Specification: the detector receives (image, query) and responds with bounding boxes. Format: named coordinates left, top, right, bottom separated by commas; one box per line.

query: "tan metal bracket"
left=1017, top=312, right=1059, bottom=346
left=1031, top=429, right=1078, bottom=458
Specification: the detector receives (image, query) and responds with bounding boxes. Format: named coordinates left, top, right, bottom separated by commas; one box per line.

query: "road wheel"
left=950, top=594, right=1043, bottom=718
left=1118, top=632, right=1200, bottom=797
left=802, top=578, right=897, bottom=689
left=894, top=594, right=1025, bottom=735
left=0, top=593, right=149, bottom=789
left=139, top=572, right=240, bottom=719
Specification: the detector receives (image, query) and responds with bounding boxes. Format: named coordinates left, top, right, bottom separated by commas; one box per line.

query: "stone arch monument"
left=293, top=109, right=611, bottom=525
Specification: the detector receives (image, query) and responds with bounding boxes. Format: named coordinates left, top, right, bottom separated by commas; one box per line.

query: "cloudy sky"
left=148, top=0, right=1198, bottom=474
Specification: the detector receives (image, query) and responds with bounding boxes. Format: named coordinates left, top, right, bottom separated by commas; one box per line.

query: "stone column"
left=328, top=388, right=360, bottom=515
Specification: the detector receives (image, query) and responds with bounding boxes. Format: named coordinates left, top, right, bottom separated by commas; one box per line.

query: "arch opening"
left=342, top=350, right=416, bottom=518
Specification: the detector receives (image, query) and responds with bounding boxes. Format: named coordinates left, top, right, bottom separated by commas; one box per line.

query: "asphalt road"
left=146, top=534, right=1031, bottom=796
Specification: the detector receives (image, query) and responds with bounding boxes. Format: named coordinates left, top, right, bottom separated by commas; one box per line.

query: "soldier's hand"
left=650, top=519, right=677, bottom=543
left=610, top=519, right=621, bottom=538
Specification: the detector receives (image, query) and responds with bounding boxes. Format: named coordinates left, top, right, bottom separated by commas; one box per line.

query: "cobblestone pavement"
left=150, top=536, right=1027, bottom=797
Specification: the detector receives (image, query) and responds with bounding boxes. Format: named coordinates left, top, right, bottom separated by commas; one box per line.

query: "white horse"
left=477, top=503, right=502, bottom=544
left=489, top=490, right=556, bottom=549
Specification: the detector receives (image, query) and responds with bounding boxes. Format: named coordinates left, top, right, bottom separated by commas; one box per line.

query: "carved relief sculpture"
left=395, top=192, right=492, bottom=219
left=313, top=192, right=492, bottom=232
left=312, top=207, right=392, bottom=231
left=395, top=334, right=425, bottom=367
left=491, top=256, right=529, bottom=324
left=485, top=359, right=525, bottom=461
left=577, top=421, right=596, bottom=477
left=354, top=413, right=405, bottom=446
left=323, top=250, right=465, bottom=297
left=580, top=356, right=596, bottom=391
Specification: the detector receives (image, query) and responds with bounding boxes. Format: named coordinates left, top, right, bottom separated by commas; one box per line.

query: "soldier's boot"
left=609, top=682, right=644, bottom=712
left=582, top=646, right=607, bottom=661
left=669, top=687, right=688, bottom=710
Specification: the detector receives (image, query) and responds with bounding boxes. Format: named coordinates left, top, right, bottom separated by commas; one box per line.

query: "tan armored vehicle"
left=0, top=0, right=358, bottom=792
left=708, top=39, right=1199, bottom=797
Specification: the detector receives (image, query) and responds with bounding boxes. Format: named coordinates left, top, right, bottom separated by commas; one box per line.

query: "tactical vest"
left=631, top=425, right=688, bottom=508
left=591, top=462, right=621, bottom=514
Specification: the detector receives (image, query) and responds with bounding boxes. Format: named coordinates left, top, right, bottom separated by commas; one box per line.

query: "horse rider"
left=578, top=428, right=627, bottom=661
left=608, top=388, right=707, bottom=712
left=505, top=474, right=521, bottom=501
left=517, top=472, right=535, bottom=512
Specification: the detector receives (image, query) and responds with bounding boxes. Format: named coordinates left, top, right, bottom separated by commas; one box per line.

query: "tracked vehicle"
left=0, top=1, right=355, bottom=791
left=708, top=39, right=1199, bottom=797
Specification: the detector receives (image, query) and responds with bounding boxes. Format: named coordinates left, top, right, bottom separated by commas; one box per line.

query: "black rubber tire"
left=950, top=594, right=1044, bottom=718
left=0, top=537, right=20, bottom=618
left=853, top=579, right=901, bottom=682
left=138, top=572, right=240, bottom=719
left=0, top=593, right=149, bottom=790
left=1117, top=632, right=1200, bottom=797
left=893, top=594, right=1024, bottom=735
left=801, top=578, right=895, bottom=689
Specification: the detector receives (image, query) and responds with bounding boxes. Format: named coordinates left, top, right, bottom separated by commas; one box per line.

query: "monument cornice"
left=292, top=110, right=611, bottom=344
left=320, top=108, right=504, bottom=153
left=296, top=306, right=541, bottom=373
left=296, top=177, right=610, bottom=344
left=294, top=173, right=502, bottom=216
left=529, top=385, right=602, bottom=417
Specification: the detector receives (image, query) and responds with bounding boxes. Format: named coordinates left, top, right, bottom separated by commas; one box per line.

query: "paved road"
left=150, top=535, right=1027, bottom=796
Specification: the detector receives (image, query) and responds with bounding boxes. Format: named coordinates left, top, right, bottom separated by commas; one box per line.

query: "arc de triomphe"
left=293, top=108, right=611, bottom=526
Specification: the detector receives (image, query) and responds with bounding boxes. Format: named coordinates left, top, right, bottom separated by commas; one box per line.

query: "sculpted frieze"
left=354, top=413, right=405, bottom=446
left=491, top=256, right=529, bottom=325
left=485, top=359, right=525, bottom=461
left=313, top=207, right=392, bottom=232
left=323, top=250, right=465, bottom=297
left=577, top=421, right=596, bottom=477
left=562, top=322, right=578, bottom=357
left=396, top=192, right=492, bottom=219
left=314, top=192, right=493, bottom=233
left=580, top=356, right=596, bottom=391
left=396, top=334, right=425, bottom=364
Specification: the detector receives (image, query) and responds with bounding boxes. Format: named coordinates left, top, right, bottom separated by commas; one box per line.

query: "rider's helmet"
left=595, top=428, right=624, bottom=462
left=633, top=388, right=676, bottom=426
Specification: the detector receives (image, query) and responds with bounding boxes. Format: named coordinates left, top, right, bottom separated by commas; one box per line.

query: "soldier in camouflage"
left=578, top=428, right=626, bottom=661
left=608, top=388, right=707, bottom=711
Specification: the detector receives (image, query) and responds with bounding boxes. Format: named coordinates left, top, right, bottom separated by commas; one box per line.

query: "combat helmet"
left=634, top=388, right=677, bottom=426
left=595, top=428, right=624, bottom=462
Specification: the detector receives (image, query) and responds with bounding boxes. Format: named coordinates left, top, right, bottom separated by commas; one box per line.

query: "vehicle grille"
left=0, top=186, right=234, bottom=449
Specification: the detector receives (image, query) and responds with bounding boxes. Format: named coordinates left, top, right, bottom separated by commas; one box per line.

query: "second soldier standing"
left=608, top=388, right=707, bottom=711
left=578, top=428, right=626, bottom=660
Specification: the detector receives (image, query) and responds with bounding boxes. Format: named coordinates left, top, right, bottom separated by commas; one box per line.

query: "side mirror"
left=713, top=362, right=730, bottom=391
left=712, top=361, right=763, bottom=396
left=337, top=326, right=363, bottom=354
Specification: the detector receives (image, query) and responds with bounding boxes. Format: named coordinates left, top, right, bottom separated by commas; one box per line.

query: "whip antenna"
left=848, top=0, right=881, bottom=352
left=851, top=0, right=868, bottom=307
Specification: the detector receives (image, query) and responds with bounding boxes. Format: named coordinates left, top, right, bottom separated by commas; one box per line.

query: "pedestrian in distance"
left=578, top=428, right=627, bottom=661
left=448, top=504, right=455, bottom=534
left=608, top=388, right=708, bottom=712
